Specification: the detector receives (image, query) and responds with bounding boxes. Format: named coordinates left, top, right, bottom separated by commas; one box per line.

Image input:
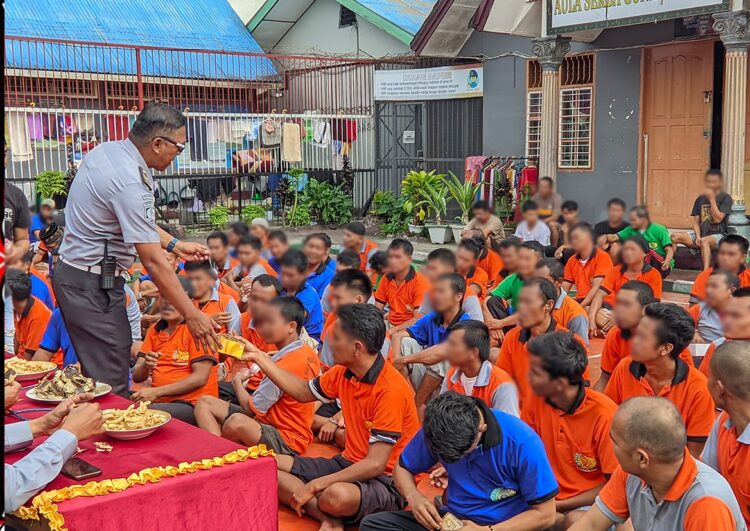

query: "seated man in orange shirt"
left=7, top=270, right=52, bottom=359
left=440, top=320, right=518, bottom=416
left=535, top=257, right=590, bottom=344
left=131, top=277, right=219, bottom=425
left=225, top=234, right=277, bottom=310
left=207, top=230, right=239, bottom=280
left=569, top=396, right=744, bottom=531
left=688, top=270, right=736, bottom=344
left=342, top=221, right=378, bottom=273
left=418, top=249, right=484, bottom=321
left=374, top=238, right=430, bottom=331
left=241, top=304, right=420, bottom=529
left=604, top=303, right=715, bottom=457
left=456, top=238, right=489, bottom=299
left=703, top=340, right=750, bottom=526
left=195, top=297, right=320, bottom=456
left=465, top=231, right=505, bottom=289
left=561, top=222, right=613, bottom=308
left=320, top=250, right=362, bottom=317
left=699, top=287, right=750, bottom=377
left=185, top=260, right=241, bottom=335
left=588, top=235, right=663, bottom=337
left=594, top=280, right=656, bottom=392
left=523, top=331, right=618, bottom=529
left=689, top=234, right=749, bottom=305
left=497, top=278, right=589, bottom=406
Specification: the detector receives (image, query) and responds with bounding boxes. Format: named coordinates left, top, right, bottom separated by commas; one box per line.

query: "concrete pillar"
left=714, top=10, right=750, bottom=236
left=531, top=36, right=571, bottom=181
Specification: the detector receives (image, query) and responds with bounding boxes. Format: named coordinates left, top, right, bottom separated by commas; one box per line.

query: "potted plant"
left=418, top=176, right=454, bottom=244
left=444, top=171, right=483, bottom=242
left=263, top=197, right=274, bottom=221
left=35, top=170, right=69, bottom=209
left=401, top=170, right=443, bottom=235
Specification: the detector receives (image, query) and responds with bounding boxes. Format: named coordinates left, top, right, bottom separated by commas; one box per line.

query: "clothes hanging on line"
left=6, top=112, right=33, bottom=162
left=281, top=122, right=302, bottom=162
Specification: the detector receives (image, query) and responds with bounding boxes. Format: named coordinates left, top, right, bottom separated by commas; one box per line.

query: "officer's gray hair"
left=617, top=397, right=686, bottom=463
left=129, top=100, right=186, bottom=146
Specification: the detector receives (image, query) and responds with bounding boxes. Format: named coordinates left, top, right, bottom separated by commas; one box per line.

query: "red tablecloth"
left=6, top=392, right=278, bottom=531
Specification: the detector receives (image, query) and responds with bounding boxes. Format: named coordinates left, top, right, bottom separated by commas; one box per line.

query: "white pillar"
left=531, top=36, right=571, bottom=181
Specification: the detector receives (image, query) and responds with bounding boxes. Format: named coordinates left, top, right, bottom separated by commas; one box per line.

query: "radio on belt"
left=99, top=240, right=117, bottom=290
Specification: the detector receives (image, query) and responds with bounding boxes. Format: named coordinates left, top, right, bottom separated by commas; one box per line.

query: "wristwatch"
left=166, top=238, right=179, bottom=253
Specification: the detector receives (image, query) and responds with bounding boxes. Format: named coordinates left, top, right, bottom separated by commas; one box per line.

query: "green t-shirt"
left=490, top=273, right=526, bottom=309
left=617, top=223, right=674, bottom=267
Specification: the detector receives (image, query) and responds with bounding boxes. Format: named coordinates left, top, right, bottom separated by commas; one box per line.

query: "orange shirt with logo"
left=374, top=269, right=431, bottom=327
left=141, top=321, right=219, bottom=404
left=248, top=342, right=320, bottom=454
left=691, top=266, right=750, bottom=302
left=310, top=356, right=420, bottom=474
left=599, top=264, right=663, bottom=307
left=522, top=387, right=618, bottom=500
left=563, top=249, right=613, bottom=300
left=497, top=320, right=590, bottom=408
left=604, top=357, right=715, bottom=442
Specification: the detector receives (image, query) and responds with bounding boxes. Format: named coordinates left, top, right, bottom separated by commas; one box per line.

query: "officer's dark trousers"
left=360, top=511, right=429, bottom=530
left=54, top=262, right=131, bottom=397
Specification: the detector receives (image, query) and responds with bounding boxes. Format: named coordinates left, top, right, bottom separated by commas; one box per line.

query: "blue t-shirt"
left=30, top=275, right=55, bottom=310
left=268, top=256, right=282, bottom=276
left=286, top=282, right=324, bottom=340
left=29, top=214, right=45, bottom=244
left=307, top=259, right=335, bottom=299
left=406, top=311, right=471, bottom=348
left=39, top=309, right=78, bottom=366
left=400, top=404, right=559, bottom=526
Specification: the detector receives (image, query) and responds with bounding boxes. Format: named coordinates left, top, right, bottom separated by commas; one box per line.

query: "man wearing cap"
left=342, top=222, right=378, bottom=272
left=54, top=101, right=219, bottom=396
left=30, top=198, right=56, bottom=245
left=249, top=217, right=272, bottom=260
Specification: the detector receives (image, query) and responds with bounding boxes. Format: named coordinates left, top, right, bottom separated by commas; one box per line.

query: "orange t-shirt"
left=358, top=240, right=379, bottom=272
left=599, top=264, right=663, bottom=307
left=310, top=355, right=420, bottom=474
left=236, top=312, right=276, bottom=390
left=601, top=326, right=694, bottom=374
left=497, top=320, right=590, bottom=408
left=691, top=266, right=750, bottom=302
left=443, top=361, right=516, bottom=411
left=704, top=411, right=750, bottom=525
left=477, top=250, right=504, bottom=288
left=258, top=258, right=278, bottom=277
left=15, top=296, right=52, bottom=356
left=217, top=280, right=240, bottom=304
left=374, top=269, right=431, bottom=327
left=141, top=321, right=219, bottom=404
left=462, top=266, right=489, bottom=300
left=522, top=387, right=618, bottom=500
left=563, top=249, right=614, bottom=300
left=214, top=257, right=239, bottom=280
left=194, top=290, right=237, bottom=332
left=553, top=295, right=589, bottom=335
left=604, top=357, right=715, bottom=442
left=248, top=342, right=320, bottom=454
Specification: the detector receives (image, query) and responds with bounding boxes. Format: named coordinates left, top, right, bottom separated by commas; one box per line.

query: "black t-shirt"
left=690, top=192, right=733, bottom=236
left=3, top=182, right=31, bottom=242
left=593, top=220, right=629, bottom=240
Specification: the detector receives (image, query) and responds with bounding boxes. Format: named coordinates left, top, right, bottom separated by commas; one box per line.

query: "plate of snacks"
left=26, top=366, right=111, bottom=403
left=4, top=358, right=58, bottom=382
left=103, top=401, right=171, bottom=440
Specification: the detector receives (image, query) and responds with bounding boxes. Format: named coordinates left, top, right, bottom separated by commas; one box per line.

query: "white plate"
left=26, top=382, right=113, bottom=403
left=104, top=412, right=172, bottom=440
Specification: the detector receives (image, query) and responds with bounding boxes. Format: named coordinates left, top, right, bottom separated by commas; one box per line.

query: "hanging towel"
left=346, top=120, right=357, bottom=143
left=312, top=119, right=330, bottom=147
left=6, top=112, right=33, bottom=162
left=302, top=118, right=314, bottom=142
left=27, top=114, right=45, bottom=141
left=281, top=122, right=302, bottom=162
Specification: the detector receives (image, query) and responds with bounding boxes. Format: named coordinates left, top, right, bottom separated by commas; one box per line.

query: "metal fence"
left=4, top=36, right=482, bottom=225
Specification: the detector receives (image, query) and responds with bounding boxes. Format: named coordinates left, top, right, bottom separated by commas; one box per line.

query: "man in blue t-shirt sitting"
left=280, top=249, right=324, bottom=341
left=360, top=392, right=558, bottom=531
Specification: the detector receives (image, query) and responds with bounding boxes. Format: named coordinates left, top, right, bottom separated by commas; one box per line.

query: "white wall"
left=227, top=0, right=265, bottom=25
left=270, top=0, right=412, bottom=58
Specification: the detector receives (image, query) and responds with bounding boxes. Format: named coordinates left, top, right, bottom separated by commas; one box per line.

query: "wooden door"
left=643, top=42, right=714, bottom=227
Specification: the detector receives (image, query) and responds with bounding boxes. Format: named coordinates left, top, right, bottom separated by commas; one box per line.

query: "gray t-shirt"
left=691, top=192, right=733, bottom=236
left=60, top=139, right=160, bottom=269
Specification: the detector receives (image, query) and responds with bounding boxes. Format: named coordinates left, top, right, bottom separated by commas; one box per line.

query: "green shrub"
left=286, top=202, right=312, bottom=226
left=302, top=179, right=353, bottom=225
left=208, top=205, right=230, bottom=229
left=36, top=171, right=68, bottom=198
left=371, top=190, right=409, bottom=236
left=240, top=204, right=266, bottom=223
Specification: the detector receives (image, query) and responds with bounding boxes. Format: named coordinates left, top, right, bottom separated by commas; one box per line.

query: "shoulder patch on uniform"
left=142, top=193, right=156, bottom=227
left=140, top=167, right=152, bottom=191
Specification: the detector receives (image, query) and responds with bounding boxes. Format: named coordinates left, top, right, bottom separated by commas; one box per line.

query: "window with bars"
left=526, top=54, right=594, bottom=169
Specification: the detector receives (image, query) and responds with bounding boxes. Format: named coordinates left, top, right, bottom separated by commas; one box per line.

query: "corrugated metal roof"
left=352, top=0, right=439, bottom=37
left=5, top=0, right=275, bottom=80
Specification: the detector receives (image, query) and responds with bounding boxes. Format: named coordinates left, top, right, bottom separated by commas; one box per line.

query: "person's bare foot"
left=319, top=518, right=344, bottom=531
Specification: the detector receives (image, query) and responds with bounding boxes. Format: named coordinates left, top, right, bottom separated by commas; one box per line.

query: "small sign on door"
left=403, top=130, right=415, bottom=144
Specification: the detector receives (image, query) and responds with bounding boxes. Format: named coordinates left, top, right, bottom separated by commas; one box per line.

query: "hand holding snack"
left=143, top=352, right=160, bottom=370
left=407, top=492, right=442, bottom=530
left=4, top=380, right=21, bottom=410
left=60, top=402, right=105, bottom=441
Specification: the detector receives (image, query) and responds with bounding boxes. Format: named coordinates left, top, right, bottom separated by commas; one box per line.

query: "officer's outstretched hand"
left=173, top=241, right=211, bottom=262
left=187, top=309, right=222, bottom=353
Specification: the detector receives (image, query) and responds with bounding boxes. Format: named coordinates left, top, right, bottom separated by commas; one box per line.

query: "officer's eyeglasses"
left=155, top=136, right=186, bottom=153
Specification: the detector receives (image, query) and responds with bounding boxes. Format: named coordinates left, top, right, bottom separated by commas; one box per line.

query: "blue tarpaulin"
left=5, top=0, right=276, bottom=80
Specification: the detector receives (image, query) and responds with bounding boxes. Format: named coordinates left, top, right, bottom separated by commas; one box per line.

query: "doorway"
left=642, top=41, right=716, bottom=227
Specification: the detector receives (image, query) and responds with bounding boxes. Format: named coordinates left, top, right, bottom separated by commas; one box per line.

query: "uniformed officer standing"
left=54, top=101, right=220, bottom=396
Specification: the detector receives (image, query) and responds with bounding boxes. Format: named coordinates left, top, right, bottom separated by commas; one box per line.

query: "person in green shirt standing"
left=605, top=206, right=674, bottom=278
left=483, top=240, right=544, bottom=344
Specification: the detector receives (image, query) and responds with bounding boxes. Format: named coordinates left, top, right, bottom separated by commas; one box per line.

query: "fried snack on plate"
left=102, top=401, right=170, bottom=431
left=4, top=358, right=56, bottom=375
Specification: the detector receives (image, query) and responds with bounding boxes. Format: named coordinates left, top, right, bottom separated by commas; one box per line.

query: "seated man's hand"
left=290, top=482, right=318, bottom=516
left=429, top=465, right=448, bottom=489
left=392, top=355, right=409, bottom=372
left=41, top=393, right=95, bottom=434
left=5, top=380, right=21, bottom=410
left=407, top=492, right=442, bottom=530
left=144, top=352, right=161, bottom=370
left=486, top=319, right=504, bottom=331
left=211, top=312, right=233, bottom=327
left=130, top=387, right=163, bottom=404
left=60, top=402, right=105, bottom=441
left=232, top=333, right=269, bottom=362
left=317, top=418, right=339, bottom=443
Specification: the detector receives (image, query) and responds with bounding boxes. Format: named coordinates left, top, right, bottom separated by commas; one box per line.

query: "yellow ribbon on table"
left=13, top=445, right=275, bottom=531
